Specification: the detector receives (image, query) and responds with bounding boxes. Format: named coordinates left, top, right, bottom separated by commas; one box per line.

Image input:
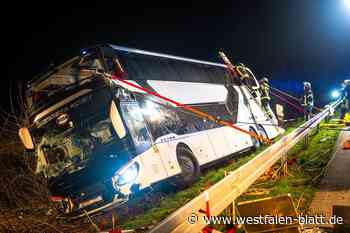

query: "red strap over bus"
left=111, top=75, right=271, bottom=144
left=271, top=87, right=322, bottom=112
left=270, top=91, right=305, bottom=113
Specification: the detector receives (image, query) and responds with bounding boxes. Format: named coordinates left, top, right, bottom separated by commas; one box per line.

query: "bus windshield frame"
left=26, top=53, right=106, bottom=116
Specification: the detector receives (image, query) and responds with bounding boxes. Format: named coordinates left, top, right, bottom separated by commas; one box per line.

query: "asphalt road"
left=308, top=128, right=350, bottom=228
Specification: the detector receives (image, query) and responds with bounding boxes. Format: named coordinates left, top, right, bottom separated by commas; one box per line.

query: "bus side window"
left=176, top=111, right=200, bottom=134
left=224, top=87, right=239, bottom=123
left=216, top=104, right=236, bottom=124
left=139, top=100, right=185, bottom=139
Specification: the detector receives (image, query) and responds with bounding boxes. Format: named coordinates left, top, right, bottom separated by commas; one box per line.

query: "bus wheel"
left=174, top=147, right=200, bottom=189
left=258, top=125, right=269, bottom=145
left=250, top=128, right=261, bottom=151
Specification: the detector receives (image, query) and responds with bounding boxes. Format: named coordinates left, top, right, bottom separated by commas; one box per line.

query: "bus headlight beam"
left=112, top=162, right=140, bottom=189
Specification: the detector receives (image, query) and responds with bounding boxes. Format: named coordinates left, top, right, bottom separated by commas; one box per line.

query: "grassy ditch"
left=238, top=121, right=341, bottom=214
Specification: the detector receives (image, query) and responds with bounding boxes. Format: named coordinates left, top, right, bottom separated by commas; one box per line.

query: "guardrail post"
left=280, top=143, right=289, bottom=176
left=223, top=171, right=235, bottom=218
left=303, top=132, right=309, bottom=149
left=224, top=201, right=235, bottom=218
left=281, top=152, right=288, bottom=176
left=316, top=122, right=320, bottom=134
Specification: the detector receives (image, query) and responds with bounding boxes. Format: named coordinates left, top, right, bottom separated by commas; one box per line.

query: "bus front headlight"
left=112, top=162, right=140, bottom=188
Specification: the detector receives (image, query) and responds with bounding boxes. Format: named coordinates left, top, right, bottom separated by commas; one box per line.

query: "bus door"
left=119, top=101, right=169, bottom=184
left=223, top=87, right=252, bottom=152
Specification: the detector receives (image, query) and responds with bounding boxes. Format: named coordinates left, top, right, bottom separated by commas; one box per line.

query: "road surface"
left=308, top=127, right=350, bottom=228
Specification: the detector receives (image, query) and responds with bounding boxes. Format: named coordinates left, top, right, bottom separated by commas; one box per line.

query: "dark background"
left=3, top=0, right=350, bottom=109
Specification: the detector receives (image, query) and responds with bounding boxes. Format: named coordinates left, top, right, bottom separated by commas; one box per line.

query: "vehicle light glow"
left=344, top=0, right=350, bottom=11
left=112, top=162, right=140, bottom=188
left=331, top=90, right=340, bottom=99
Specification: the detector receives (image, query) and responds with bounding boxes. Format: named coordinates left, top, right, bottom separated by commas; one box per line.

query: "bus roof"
left=27, top=44, right=229, bottom=92
left=109, top=44, right=227, bottom=69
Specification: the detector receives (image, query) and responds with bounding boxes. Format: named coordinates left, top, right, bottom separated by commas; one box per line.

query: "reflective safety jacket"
left=302, top=90, right=314, bottom=107
left=260, top=82, right=270, bottom=101
left=344, top=112, right=350, bottom=122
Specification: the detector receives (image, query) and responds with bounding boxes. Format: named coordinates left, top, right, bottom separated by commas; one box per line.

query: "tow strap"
left=271, top=87, right=322, bottom=112
left=270, top=91, right=306, bottom=113
left=109, top=74, right=271, bottom=144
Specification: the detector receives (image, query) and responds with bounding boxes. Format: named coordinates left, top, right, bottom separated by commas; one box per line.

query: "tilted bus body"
left=19, top=44, right=282, bottom=216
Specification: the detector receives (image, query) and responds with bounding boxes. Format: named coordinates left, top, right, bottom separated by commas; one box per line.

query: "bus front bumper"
left=66, top=194, right=128, bottom=219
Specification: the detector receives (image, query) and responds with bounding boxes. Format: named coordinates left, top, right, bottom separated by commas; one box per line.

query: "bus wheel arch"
left=174, top=143, right=200, bottom=188
left=257, top=124, right=269, bottom=144
left=249, top=127, right=261, bottom=151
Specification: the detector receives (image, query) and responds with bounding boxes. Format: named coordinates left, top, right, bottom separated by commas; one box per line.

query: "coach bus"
left=18, top=44, right=282, bottom=215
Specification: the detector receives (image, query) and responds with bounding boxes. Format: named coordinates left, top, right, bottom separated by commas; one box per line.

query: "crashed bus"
left=18, top=44, right=283, bottom=216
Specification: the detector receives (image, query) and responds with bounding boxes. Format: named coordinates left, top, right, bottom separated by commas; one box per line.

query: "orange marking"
left=343, top=140, right=350, bottom=150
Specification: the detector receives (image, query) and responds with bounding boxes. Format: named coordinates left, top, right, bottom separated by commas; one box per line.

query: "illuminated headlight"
left=112, top=162, right=140, bottom=188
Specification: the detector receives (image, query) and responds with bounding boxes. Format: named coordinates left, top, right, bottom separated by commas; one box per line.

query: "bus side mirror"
left=110, top=101, right=126, bottom=138
left=18, top=127, right=34, bottom=150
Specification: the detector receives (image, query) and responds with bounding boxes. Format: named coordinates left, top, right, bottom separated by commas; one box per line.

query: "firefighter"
left=341, top=80, right=350, bottom=120
left=259, top=77, right=273, bottom=119
left=342, top=80, right=350, bottom=107
left=343, top=79, right=350, bottom=99
left=335, top=81, right=349, bottom=120
left=236, top=63, right=250, bottom=87
left=301, top=82, right=314, bottom=121
left=236, top=63, right=260, bottom=98
left=340, top=98, right=349, bottom=119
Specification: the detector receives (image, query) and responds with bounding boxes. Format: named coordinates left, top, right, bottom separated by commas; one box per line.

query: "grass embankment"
left=122, top=153, right=258, bottom=229
left=120, top=120, right=304, bottom=229
left=238, top=121, right=340, bottom=214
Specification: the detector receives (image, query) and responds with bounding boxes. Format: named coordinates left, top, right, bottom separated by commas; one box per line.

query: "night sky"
left=3, top=0, right=350, bottom=109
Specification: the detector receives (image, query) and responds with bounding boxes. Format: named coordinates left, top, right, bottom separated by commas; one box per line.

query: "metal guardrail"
left=148, top=99, right=342, bottom=233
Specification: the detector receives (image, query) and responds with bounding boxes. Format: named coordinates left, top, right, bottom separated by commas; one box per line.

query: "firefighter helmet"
left=303, top=82, right=311, bottom=89
left=260, top=77, right=269, bottom=84
left=236, top=63, right=245, bottom=68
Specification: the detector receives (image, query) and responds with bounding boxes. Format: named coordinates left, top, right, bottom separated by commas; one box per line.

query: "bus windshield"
left=32, top=88, right=122, bottom=178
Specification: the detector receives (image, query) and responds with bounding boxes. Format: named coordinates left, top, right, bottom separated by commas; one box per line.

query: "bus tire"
left=258, top=125, right=269, bottom=145
left=250, top=128, right=261, bottom=151
left=174, top=147, right=200, bottom=189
